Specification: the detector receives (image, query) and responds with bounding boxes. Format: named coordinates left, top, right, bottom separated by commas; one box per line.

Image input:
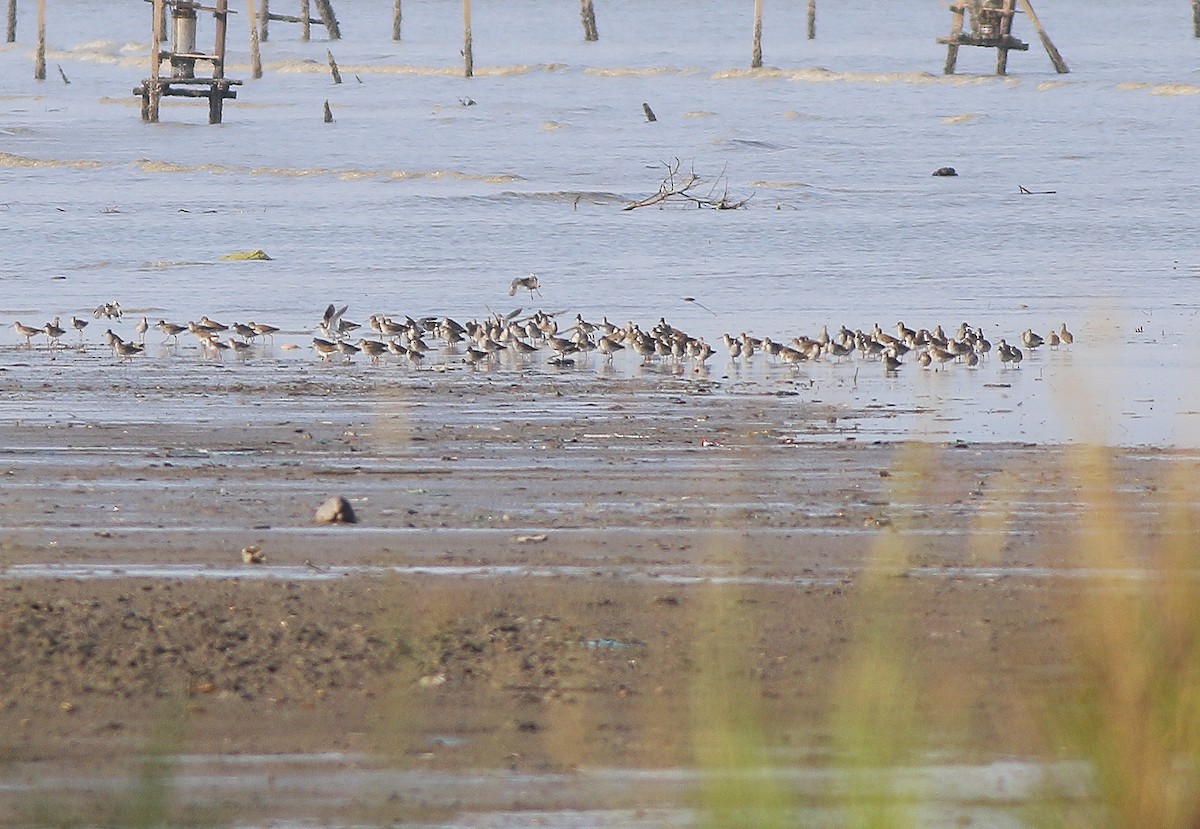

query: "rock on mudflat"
left=315, top=496, right=357, bottom=524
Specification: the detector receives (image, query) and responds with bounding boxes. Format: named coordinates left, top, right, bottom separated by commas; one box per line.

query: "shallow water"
left=2, top=0, right=1200, bottom=445
left=2, top=751, right=1086, bottom=829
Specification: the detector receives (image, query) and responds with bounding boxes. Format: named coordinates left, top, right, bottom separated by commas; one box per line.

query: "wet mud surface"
left=0, top=364, right=1193, bottom=825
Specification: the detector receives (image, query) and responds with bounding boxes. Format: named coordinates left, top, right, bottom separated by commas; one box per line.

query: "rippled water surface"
left=3, top=0, right=1200, bottom=447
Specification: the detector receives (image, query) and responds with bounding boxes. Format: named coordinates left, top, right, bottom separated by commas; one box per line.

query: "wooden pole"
left=300, top=0, right=310, bottom=41
left=6, top=0, right=15, bottom=43
left=211, top=0, right=228, bottom=123
left=34, top=0, right=45, bottom=80
left=247, top=0, right=262, bottom=79
left=312, top=0, right=340, bottom=40
left=943, top=3, right=964, bottom=75
left=1194, top=0, right=1200, bottom=37
left=326, top=48, right=341, bottom=83
left=392, top=0, right=401, bottom=40
left=807, top=0, right=815, bottom=40
left=581, top=0, right=598, bottom=41
left=462, top=0, right=473, bottom=78
left=1017, top=0, right=1068, bottom=73
left=751, top=0, right=762, bottom=69
left=213, top=0, right=228, bottom=79
left=147, top=0, right=164, bottom=121
left=259, top=0, right=268, bottom=42
left=995, top=0, right=1015, bottom=75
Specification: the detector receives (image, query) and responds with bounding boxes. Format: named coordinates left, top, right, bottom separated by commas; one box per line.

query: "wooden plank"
left=937, top=34, right=1028, bottom=49
left=137, top=77, right=243, bottom=86
left=264, top=13, right=321, bottom=24
left=160, top=51, right=223, bottom=61
left=161, top=87, right=238, bottom=98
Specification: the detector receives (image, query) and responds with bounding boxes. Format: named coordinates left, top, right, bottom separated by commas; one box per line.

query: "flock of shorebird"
left=7, top=300, right=1076, bottom=374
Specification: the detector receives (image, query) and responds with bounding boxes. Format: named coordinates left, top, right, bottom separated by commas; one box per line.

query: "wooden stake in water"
left=300, top=0, right=310, bottom=41
left=313, top=0, right=340, bottom=39
left=323, top=99, right=332, bottom=122
left=807, top=0, right=815, bottom=40
left=259, top=0, right=269, bottom=42
left=1195, top=0, right=1200, bottom=37
left=463, top=0, right=473, bottom=78
left=581, top=0, right=598, bottom=42
left=210, top=0, right=230, bottom=123
left=751, top=0, right=763, bottom=69
left=6, top=0, right=15, bottom=44
left=147, top=0, right=164, bottom=121
left=1017, top=0, right=1068, bottom=73
left=326, top=48, right=341, bottom=83
left=392, top=0, right=401, bottom=41
left=942, top=2, right=964, bottom=75
left=995, top=0, right=1016, bottom=75
left=34, top=0, right=45, bottom=80
left=247, top=0, right=262, bottom=79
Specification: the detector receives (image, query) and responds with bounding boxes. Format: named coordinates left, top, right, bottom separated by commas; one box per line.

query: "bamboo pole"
left=1017, top=0, right=1068, bottom=73
left=34, top=0, right=45, bottom=80
left=462, top=0, right=473, bottom=78
left=581, top=0, right=598, bottom=41
left=807, top=0, right=815, bottom=40
left=392, top=0, right=401, bottom=41
left=247, top=0, right=262, bottom=78
left=6, top=0, right=15, bottom=43
left=259, top=0, right=268, bottom=41
left=300, top=0, right=310, bottom=40
left=751, top=0, right=762, bottom=68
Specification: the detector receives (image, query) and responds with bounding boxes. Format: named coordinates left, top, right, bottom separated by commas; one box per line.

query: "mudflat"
left=0, top=359, right=1188, bottom=824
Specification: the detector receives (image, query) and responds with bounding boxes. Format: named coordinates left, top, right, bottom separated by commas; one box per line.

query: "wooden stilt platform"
left=939, top=0, right=1066, bottom=75
left=135, top=0, right=242, bottom=124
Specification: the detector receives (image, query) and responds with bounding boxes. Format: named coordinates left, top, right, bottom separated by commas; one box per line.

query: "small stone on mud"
left=315, top=496, right=357, bottom=524
left=241, top=545, right=266, bottom=564
left=418, top=673, right=447, bottom=689
left=932, top=166, right=958, bottom=177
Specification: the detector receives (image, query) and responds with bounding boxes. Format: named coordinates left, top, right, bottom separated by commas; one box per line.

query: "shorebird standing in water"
left=71, top=316, right=89, bottom=342
left=1059, top=323, right=1074, bottom=347
left=135, top=317, right=149, bottom=344
left=12, top=321, right=40, bottom=347
left=509, top=273, right=541, bottom=298
left=43, top=317, right=66, bottom=348
left=248, top=322, right=280, bottom=342
left=157, top=320, right=187, bottom=343
left=115, top=341, right=144, bottom=361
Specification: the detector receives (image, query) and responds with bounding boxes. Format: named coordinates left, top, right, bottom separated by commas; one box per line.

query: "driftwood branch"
left=624, top=158, right=751, bottom=211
